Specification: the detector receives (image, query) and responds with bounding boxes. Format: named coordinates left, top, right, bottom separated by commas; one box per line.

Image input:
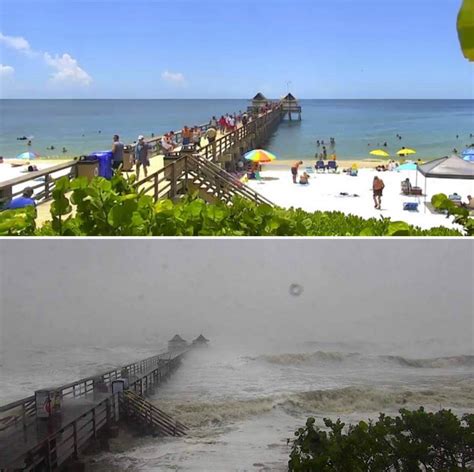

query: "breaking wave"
left=251, top=351, right=474, bottom=369
left=155, top=383, right=474, bottom=428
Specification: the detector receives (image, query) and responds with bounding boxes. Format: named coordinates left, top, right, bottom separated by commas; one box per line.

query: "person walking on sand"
left=291, top=160, right=303, bottom=184
left=372, top=176, right=385, bottom=209
left=111, top=134, right=124, bottom=170
left=134, top=135, right=149, bottom=180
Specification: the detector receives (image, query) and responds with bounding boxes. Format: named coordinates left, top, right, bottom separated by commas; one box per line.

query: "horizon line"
left=1, top=97, right=473, bottom=100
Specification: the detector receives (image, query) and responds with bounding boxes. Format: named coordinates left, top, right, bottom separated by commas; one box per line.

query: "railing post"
left=92, top=407, right=96, bottom=438
left=73, top=421, right=78, bottom=459
left=171, top=162, right=176, bottom=199
left=154, top=173, right=158, bottom=202
left=184, top=156, right=188, bottom=192
left=22, top=403, right=27, bottom=432
left=44, top=174, right=50, bottom=200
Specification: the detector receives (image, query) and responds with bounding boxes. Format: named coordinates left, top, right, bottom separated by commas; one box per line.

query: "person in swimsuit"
left=373, top=176, right=385, bottom=209
left=291, top=160, right=303, bottom=183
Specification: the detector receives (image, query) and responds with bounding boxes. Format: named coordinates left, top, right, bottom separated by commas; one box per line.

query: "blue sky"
left=0, top=0, right=472, bottom=98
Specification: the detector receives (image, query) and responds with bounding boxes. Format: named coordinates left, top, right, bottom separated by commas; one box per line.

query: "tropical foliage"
left=289, top=408, right=474, bottom=471
left=0, top=173, right=465, bottom=236
left=431, top=193, right=474, bottom=236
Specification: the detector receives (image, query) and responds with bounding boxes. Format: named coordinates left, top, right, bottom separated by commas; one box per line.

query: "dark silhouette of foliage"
left=289, top=408, right=474, bottom=471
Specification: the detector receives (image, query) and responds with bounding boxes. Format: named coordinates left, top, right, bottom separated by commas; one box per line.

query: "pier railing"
left=0, top=349, right=186, bottom=433
left=0, top=160, right=77, bottom=207
left=135, top=153, right=274, bottom=206
left=11, top=395, right=119, bottom=471
left=0, top=103, right=282, bottom=210
left=0, top=348, right=190, bottom=471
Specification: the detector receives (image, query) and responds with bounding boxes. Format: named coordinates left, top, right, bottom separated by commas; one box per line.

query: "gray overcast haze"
left=1, top=240, right=473, bottom=358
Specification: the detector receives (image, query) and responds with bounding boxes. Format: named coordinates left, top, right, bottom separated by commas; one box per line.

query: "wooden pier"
left=0, top=344, right=193, bottom=471
left=281, top=93, right=302, bottom=121
left=0, top=94, right=299, bottom=222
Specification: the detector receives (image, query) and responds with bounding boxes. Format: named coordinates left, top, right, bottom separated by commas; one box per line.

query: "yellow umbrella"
left=369, top=149, right=390, bottom=157
left=397, top=148, right=416, bottom=156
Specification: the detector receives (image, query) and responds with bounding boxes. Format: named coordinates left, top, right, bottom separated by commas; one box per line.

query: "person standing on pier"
left=209, top=116, right=218, bottom=128
left=111, top=134, right=124, bottom=170
left=218, top=116, right=226, bottom=133
left=182, top=126, right=192, bottom=147
left=134, top=135, right=150, bottom=180
left=192, top=127, right=202, bottom=150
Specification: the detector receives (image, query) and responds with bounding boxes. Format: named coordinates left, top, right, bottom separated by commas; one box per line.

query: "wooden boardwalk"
left=0, top=100, right=284, bottom=228
left=0, top=349, right=188, bottom=471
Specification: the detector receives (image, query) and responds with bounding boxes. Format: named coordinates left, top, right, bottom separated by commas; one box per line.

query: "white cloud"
left=0, top=32, right=31, bottom=53
left=43, top=53, right=92, bottom=87
left=0, top=32, right=92, bottom=88
left=0, top=64, right=14, bottom=77
left=161, top=70, right=185, bottom=85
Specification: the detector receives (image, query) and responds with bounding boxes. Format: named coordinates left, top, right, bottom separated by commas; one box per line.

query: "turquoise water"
left=0, top=99, right=472, bottom=160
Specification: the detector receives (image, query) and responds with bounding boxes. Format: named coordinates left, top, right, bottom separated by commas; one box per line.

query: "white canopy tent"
left=416, top=156, right=474, bottom=212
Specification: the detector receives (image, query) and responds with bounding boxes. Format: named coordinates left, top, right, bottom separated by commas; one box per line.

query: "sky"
left=0, top=0, right=472, bottom=99
left=1, top=240, right=473, bottom=357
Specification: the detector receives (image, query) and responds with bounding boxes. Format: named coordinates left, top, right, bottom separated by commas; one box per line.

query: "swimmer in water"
left=62, top=147, right=67, bottom=153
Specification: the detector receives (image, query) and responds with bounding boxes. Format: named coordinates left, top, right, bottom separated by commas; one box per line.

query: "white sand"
left=0, top=160, right=73, bottom=198
left=247, top=167, right=473, bottom=230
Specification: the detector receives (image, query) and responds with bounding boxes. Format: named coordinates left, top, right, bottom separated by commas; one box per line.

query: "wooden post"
left=44, top=174, right=50, bottom=200
left=184, top=156, right=188, bottom=192
left=153, top=173, right=158, bottom=202
left=92, top=408, right=97, bottom=438
left=171, top=162, right=176, bottom=199
left=73, top=422, right=78, bottom=459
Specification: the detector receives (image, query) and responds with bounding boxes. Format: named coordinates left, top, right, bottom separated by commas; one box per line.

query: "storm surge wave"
left=154, top=382, right=474, bottom=428
left=250, top=351, right=474, bottom=368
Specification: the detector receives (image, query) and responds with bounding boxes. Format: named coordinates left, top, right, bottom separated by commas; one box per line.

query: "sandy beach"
left=247, top=164, right=473, bottom=230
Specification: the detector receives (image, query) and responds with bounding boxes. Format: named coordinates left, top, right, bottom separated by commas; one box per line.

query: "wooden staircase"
left=120, top=390, right=188, bottom=437
left=184, top=154, right=274, bottom=206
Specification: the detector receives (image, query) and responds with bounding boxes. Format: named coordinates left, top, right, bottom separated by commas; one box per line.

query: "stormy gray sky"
left=1, top=240, right=473, bottom=357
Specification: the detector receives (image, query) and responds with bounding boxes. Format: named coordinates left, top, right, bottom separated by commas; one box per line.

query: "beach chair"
left=327, top=160, right=338, bottom=172
left=403, top=202, right=419, bottom=212
left=315, top=160, right=326, bottom=172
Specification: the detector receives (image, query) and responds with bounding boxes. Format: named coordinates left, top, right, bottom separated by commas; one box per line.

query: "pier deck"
left=0, top=392, right=112, bottom=470
left=0, top=349, right=188, bottom=471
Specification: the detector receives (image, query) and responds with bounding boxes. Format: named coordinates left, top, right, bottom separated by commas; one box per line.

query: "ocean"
left=1, top=340, right=473, bottom=471
left=0, top=99, right=472, bottom=161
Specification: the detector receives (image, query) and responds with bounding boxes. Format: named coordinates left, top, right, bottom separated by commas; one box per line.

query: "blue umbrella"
left=17, top=151, right=39, bottom=159
left=396, top=162, right=417, bottom=171
left=462, top=148, right=474, bottom=161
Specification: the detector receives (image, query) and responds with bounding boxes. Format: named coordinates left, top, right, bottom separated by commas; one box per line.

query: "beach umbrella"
left=16, top=151, right=39, bottom=159
left=462, top=148, right=474, bottom=161
left=244, top=149, right=277, bottom=163
left=396, top=162, right=417, bottom=171
left=369, top=149, right=390, bottom=157
left=396, top=148, right=416, bottom=156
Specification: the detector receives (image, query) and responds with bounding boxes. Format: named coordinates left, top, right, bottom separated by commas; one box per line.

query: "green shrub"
left=289, top=408, right=474, bottom=471
left=431, top=193, right=474, bottom=236
left=0, top=173, right=465, bottom=236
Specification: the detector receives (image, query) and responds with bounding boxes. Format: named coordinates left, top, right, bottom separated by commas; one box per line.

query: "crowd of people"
left=108, top=106, right=265, bottom=177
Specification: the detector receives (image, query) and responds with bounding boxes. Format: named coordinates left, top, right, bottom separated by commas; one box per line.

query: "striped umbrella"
left=244, top=149, right=277, bottom=163
left=17, top=151, right=39, bottom=159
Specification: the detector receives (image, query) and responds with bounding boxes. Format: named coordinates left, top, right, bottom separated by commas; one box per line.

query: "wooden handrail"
left=0, top=349, right=188, bottom=428
left=0, top=160, right=77, bottom=189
